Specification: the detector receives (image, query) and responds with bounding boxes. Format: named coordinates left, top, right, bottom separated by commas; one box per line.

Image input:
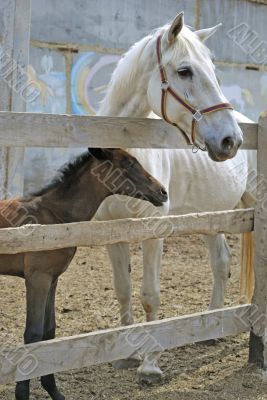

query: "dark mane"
left=31, top=151, right=92, bottom=197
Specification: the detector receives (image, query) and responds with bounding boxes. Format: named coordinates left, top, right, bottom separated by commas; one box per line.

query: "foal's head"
left=89, top=148, right=168, bottom=206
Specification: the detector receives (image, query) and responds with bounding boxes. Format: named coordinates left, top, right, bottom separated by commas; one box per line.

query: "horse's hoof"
left=137, top=365, right=163, bottom=385
left=112, top=357, right=141, bottom=369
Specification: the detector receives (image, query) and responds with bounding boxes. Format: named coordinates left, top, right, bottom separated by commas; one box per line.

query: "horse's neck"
left=40, top=166, right=110, bottom=223
left=98, top=37, right=154, bottom=118
left=98, top=75, right=151, bottom=118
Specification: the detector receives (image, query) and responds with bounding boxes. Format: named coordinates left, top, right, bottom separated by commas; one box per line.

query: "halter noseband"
left=156, top=35, right=234, bottom=150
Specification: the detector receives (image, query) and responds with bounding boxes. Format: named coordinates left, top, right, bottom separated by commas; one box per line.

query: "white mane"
left=98, top=24, right=214, bottom=117
left=98, top=34, right=153, bottom=116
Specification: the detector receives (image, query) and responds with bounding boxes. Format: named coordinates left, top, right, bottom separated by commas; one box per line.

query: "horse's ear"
left=195, top=23, right=222, bottom=42
left=168, top=12, right=184, bottom=43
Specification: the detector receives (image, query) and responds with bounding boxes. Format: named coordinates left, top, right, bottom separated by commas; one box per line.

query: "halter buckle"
left=192, top=110, right=203, bottom=122
left=161, top=81, right=169, bottom=91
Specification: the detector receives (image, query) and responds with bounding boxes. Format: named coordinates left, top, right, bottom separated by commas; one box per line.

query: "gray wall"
left=28, top=0, right=267, bottom=65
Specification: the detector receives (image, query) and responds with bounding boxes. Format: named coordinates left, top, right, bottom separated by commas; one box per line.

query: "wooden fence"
left=0, top=110, right=265, bottom=384
left=0, top=0, right=266, bottom=388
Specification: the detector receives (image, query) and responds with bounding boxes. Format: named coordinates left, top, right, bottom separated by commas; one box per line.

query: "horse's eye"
left=177, top=67, right=193, bottom=78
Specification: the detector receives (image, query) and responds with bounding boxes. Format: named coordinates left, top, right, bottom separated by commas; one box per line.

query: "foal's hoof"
left=112, top=357, right=141, bottom=369
left=44, top=388, right=65, bottom=400
left=137, top=365, right=163, bottom=385
left=44, top=387, right=65, bottom=400
left=41, top=375, right=65, bottom=400
left=52, top=391, right=65, bottom=400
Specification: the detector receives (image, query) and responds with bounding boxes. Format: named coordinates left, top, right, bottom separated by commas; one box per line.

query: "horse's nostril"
left=221, top=136, right=235, bottom=152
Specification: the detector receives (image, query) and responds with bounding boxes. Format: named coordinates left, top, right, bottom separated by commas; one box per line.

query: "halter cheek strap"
left=156, top=35, right=234, bottom=148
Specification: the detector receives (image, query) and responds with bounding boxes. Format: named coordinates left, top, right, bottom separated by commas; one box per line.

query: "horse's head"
left=146, top=13, right=243, bottom=161
left=89, top=148, right=168, bottom=206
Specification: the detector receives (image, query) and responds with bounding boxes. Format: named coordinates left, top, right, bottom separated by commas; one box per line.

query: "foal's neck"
left=40, top=162, right=110, bottom=223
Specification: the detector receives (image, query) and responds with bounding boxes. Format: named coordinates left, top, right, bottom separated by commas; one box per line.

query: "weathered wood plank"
left=239, top=122, right=258, bottom=149
left=0, top=112, right=258, bottom=149
left=240, top=232, right=255, bottom=303
left=0, top=304, right=251, bottom=384
left=240, top=191, right=256, bottom=303
left=249, top=112, right=267, bottom=367
left=0, top=208, right=254, bottom=254
left=0, top=1, right=31, bottom=198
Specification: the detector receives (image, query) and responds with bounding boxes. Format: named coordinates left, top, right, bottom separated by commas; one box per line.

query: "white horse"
left=95, top=13, right=248, bottom=382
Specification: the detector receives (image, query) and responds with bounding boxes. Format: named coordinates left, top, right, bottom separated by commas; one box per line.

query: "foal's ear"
left=89, top=148, right=107, bottom=160
left=88, top=148, right=114, bottom=160
left=168, top=12, right=184, bottom=43
left=195, top=23, right=222, bottom=42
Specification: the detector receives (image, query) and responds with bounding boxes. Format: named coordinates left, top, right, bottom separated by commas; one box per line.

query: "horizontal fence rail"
left=0, top=209, right=254, bottom=253
left=0, top=112, right=257, bottom=149
left=0, top=304, right=251, bottom=384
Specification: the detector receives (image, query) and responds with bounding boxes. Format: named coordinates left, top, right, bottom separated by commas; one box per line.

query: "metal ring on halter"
left=161, top=81, right=169, bottom=91
left=192, top=145, right=199, bottom=153
left=192, top=143, right=207, bottom=153
left=192, top=110, right=203, bottom=122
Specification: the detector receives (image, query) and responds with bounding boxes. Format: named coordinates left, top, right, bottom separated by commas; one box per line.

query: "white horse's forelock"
left=164, top=25, right=214, bottom=67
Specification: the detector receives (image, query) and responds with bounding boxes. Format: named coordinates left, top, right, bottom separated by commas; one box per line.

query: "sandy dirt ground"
left=0, top=234, right=267, bottom=400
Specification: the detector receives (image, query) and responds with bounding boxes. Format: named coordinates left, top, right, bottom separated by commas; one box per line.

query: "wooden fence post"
left=0, top=0, right=31, bottom=198
left=249, top=111, right=267, bottom=367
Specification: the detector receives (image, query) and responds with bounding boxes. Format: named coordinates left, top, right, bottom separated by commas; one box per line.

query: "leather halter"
left=156, top=35, right=234, bottom=148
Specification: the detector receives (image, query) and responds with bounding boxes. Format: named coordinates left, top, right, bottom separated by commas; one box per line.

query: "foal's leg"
left=15, top=272, right=52, bottom=400
left=41, top=279, right=65, bottom=400
left=137, top=238, right=164, bottom=383
left=107, top=243, right=140, bottom=369
left=203, top=234, right=232, bottom=309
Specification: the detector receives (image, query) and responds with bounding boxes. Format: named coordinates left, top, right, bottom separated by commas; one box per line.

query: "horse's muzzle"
left=205, top=130, right=243, bottom=162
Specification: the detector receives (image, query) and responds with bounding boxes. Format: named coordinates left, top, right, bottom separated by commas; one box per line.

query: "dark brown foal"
left=0, top=148, right=167, bottom=400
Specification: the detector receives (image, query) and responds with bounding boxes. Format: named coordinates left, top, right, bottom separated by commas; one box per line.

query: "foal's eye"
left=177, top=67, right=193, bottom=78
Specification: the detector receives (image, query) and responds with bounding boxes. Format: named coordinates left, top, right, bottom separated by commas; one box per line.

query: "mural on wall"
left=71, top=51, right=120, bottom=115
left=27, top=55, right=66, bottom=114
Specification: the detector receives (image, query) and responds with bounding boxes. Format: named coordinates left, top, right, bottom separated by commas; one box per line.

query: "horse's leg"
left=137, top=238, right=163, bottom=384
left=203, top=234, right=232, bottom=309
left=107, top=242, right=140, bottom=369
left=15, top=272, right=51, bottom=400
left=41, top=279, right=65, bottom=400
